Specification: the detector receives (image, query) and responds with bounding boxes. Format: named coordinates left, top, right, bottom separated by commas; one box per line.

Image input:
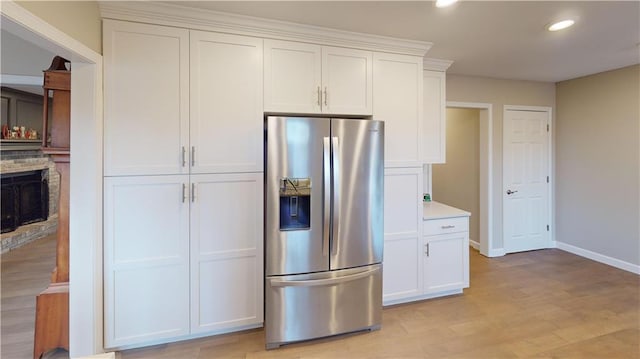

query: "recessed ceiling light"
left=547, top=19, right=575, bottom=32
left=435, top=0, right=458, bottom=8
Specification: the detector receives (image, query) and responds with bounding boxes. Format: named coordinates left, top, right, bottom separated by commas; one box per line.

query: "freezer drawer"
left=265, top=264, right=382, bottom=349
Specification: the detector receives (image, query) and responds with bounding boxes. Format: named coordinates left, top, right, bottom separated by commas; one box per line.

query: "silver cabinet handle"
left=441, top=225, right=455, bottom=229
left=270, top=268, right=378, bottom=287
left=317, top=86, right=321, bottom=107
left=191, top=146, right=195, bottom=167
left=182, top=183, right=186, bottom=203
left=191, top=183, right=196, bottom=202
left=323, top=87, right=328, bottom=106
left=181, top=146, right=186, bottom=167
left=507, top=189, right=518, bottom=195
left=425, top=243, right=430, bottom=256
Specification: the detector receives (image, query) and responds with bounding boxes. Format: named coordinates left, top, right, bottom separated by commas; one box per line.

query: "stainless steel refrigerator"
left=264, top=116, right=384, bottom=349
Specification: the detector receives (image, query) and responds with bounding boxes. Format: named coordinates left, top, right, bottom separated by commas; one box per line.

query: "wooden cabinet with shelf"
left=1, top=87, right=50, bottom=150
left=34, top=55, right=71, bottom=359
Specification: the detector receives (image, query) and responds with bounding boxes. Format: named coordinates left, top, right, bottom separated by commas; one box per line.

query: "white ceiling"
left=170, top=1, right=640, bottom=82
left=1, top=29, right=57, bottom=94
left=1, top=1, right=638, bottom=84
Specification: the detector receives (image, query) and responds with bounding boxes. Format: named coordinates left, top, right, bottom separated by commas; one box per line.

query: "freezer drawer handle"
left=270, top=268, right=378, bottom=288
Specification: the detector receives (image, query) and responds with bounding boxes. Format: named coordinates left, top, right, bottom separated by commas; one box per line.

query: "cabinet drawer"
left=423, top=216, right=468, bottom=236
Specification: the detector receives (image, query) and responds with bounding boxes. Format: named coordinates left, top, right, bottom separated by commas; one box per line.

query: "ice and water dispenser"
left=279, top=177, right=311, bottom=230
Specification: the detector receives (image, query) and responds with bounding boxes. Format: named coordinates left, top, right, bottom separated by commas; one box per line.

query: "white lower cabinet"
left=382, top=167, right=423, bottom=303
left=423, top=216, right=470, bottom=295
left=190, top=173, right=263, bottom=334
left=104, top=175, right=190, bottom=347
left=423, top=232, right=469, bottom=294
left=104, top=173, right=263, bottom=348
left=383, top=237, right=421, bottom=301
left=383, top=203, right=470, bottom=306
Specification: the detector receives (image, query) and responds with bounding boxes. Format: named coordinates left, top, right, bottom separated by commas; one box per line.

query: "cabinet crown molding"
left=99, top=2, right=432, bottom=57
left=423, top=58, right=453, bottom=72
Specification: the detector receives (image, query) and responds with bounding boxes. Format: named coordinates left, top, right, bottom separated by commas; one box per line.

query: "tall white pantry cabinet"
left=103, top=20, right=264, bottom=348
left=100, top=3, right=449, bottom=349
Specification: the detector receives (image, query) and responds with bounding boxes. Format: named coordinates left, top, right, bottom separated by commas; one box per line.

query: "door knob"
left=506, top=189, right=518, bottom=195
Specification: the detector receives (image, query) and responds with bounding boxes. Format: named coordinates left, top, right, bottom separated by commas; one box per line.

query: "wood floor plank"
left=3, top=240, right=638, bottom=359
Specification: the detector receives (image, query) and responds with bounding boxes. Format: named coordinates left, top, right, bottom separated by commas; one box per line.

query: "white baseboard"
left=488, top=248, right=505, bottom=257
left=469, top=239, right=480, bottom=250
left=77, top=353, right=115, bottom=359
left=556, top=241, right=640, bottom=275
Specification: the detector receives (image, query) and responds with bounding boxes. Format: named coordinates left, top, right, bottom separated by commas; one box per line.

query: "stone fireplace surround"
left=1, top=150, right=59, bottom=253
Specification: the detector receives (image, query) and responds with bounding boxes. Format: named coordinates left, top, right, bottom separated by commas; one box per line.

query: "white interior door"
left=503, top=108, right=551, bottom=253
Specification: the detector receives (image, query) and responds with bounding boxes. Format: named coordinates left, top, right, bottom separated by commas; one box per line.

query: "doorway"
left=431, top=102, right=493, bottom=257
left=1, top=3, right=103, bottom=356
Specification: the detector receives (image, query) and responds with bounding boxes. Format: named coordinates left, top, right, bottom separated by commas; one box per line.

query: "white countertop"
left=423, top=201, right=471, bottom=220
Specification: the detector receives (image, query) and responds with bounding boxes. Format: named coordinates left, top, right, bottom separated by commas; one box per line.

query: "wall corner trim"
left=556, top=241, right=640, bottom=275
left=488, top=248, right=506, bottom=257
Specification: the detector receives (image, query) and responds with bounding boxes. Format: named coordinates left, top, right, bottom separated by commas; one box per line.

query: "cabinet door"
left=103, top=20, right=189, bottom=176
left=321, top=47, right=373, bottom=115
left=104, top=175, right=190, bottom=348
left=373, top=53, right=423, bottom=167
left=382, top=168, right=423, bottom=303
left=264, top=40, right=321, bottom=113
left=423, top=232, right=469, bottom=294
left=190, top=31, right=263, bottom=174
left=190, top=173, right=263, bottom=334
left=423, top=70, right=446, bottom=164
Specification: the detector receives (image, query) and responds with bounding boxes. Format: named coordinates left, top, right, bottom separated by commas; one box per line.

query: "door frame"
left=502, top=105, right=554, bottom=252
left=1, top=3, right=104, bottom=356
left=445, top=101, right=494, bottom=257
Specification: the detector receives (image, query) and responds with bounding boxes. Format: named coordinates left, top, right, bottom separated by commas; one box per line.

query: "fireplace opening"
left=1, top=170, right=49, bottom=233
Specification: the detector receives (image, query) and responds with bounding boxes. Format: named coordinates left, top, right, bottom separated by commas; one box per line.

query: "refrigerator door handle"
left=270, top=268, right=378, bottom=287
left=331, top=136, right=340, bottom=255
left=323, top=136, right=331, bottom=257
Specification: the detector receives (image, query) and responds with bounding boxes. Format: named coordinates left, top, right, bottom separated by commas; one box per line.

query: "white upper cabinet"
left=264, top=40, right=373, bottom=115
left=264, top=40, right=321, bottom=113
left=190, top=31, right=263, bottom=173
left=423, top=70, right=447, bottom=164
left=103, top=20, right=189, bottom=176
left=373, top=53, right=423, bottom=168
left=321, top=47, right=373, bottom=115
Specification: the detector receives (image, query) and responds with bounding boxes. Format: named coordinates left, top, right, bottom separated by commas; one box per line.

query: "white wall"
left=446, top=75, right=555, bottom=252
left=556, top=65, right=640, bottom=268
left=15, top=1, right=102, bottom=54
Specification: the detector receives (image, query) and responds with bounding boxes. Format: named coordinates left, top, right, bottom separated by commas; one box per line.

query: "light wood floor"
left=1, top=233, right=68, bottom=359
left=2, top=236, right=638, bottom=358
